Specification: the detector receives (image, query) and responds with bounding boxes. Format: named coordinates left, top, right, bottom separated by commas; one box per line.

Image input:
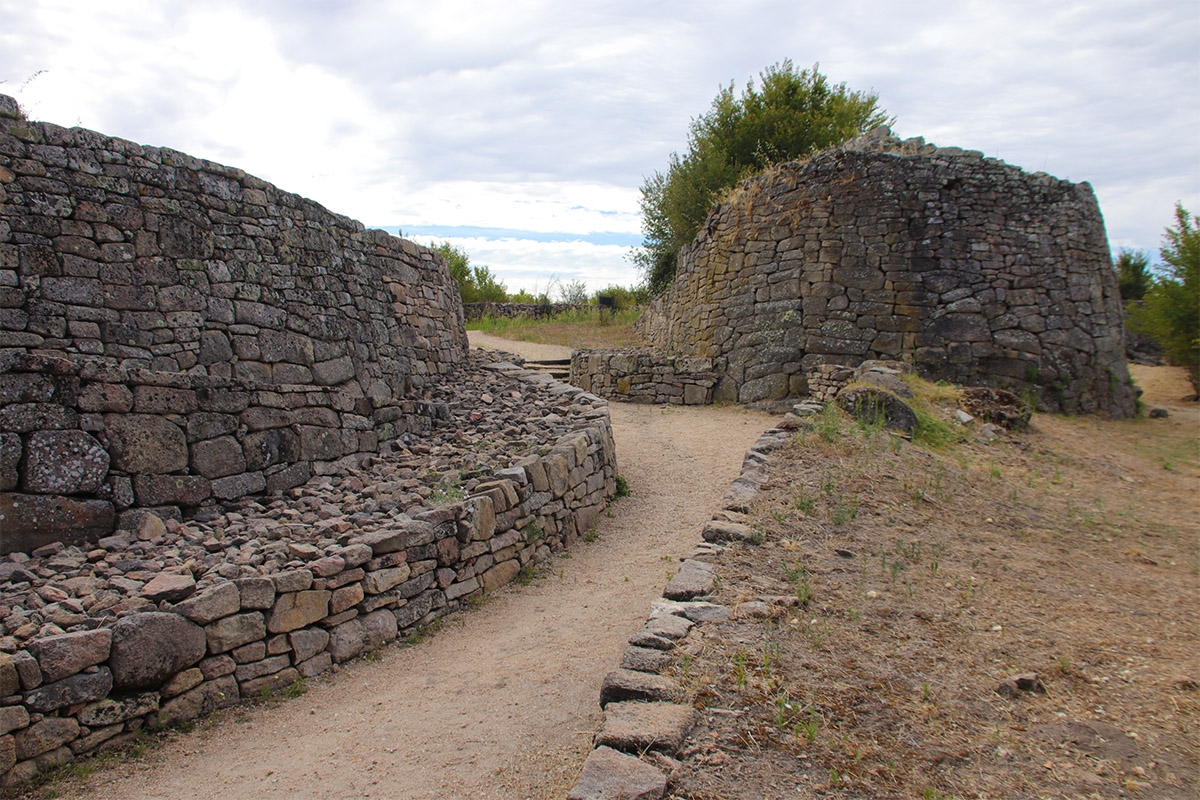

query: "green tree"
left=635, top=60, right=890, bottom=293
left=433, top=242, right=508, bottom=303
left=1114, top=248, right=1152, bottom=303
left=1130, top=204, right=1200, bottom=391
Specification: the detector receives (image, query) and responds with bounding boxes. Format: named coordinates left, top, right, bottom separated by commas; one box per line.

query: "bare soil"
left=26, top=335, right=778, bottom=800
left=660, top=368, right=1199, bottom=799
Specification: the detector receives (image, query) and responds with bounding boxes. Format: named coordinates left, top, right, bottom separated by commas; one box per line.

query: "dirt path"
left=58, top=338, right=777, bottom=800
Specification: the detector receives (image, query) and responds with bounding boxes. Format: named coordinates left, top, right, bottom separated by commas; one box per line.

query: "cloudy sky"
left=2, top=1, right=1197, bottom=295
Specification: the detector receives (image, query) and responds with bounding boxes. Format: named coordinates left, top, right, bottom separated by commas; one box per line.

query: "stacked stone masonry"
left=0, top=353, right=619, bottom=786
left=570, top=349, right=718, bottom=405
left=636, top=127, right=1136, bottom=416
left=0, top=94, right=469, bottom=554
left=462, top=301, right=584, bottom=322
left=0, top=95, right=621, bottom=785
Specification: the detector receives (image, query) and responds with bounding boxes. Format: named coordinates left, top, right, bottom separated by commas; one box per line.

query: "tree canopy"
left=1114, top=248, right=1152, bottom=303
left=433, top=242, right=508, bottom=304
left=634, top=61, right=890, bottom=294
left=1129, top=203, right=1200, bottom=391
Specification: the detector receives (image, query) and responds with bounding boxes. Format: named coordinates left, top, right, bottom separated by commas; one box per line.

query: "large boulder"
left=20, top=431, right=109, bottom=494
left=104, top=414, right=187, bottom=474
left=108, top=612, right=206, bottom=691
left=836, top=387, right=919, bottom=432
left=25, top=629, right=112, bottom=682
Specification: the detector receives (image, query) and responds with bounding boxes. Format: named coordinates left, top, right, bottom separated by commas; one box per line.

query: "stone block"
left=156, top=675, right=238, bottom=727
left=362, top=565, right=410, bottom=595
left=25, top=628, right=112, bottom=682
left=480, top=559, right=520, bottom=593
left=110, top=612, right=207, bottom=691
left=77, top=693, right=159, bottom=727
left=104, top=414, right=187, bottom=474
left=0, top=706, right=29, bottom=737
left=599, top=669, right=680, bottom=708
left=132, top=386, right=198, bottom=415
left=160, top=667, right=204, bottom=699
left=272, top=569, right=313, bottom=593
left=0, top=432, right=19, bottom=491
left=189, top=435, right=246, bottom=479
left=23, top=668, right=113, bottom=713
left=596, top=701, right=697, bottom=756
left=211, top=470, right=265, bottom=500
left=267, top=590, right=330, bottom=633
left=566, top=746, right=666, bottom=800
left=289, top=627, right=330, bottom=663
left=205, top=612, right=267, bottom=654
left=171, top=581, right=240, bottom=625
left=243, top=427, right=300, bottom=470
left=14, top=717, right=79, bottom=761
left=239, top=667, right=299, bottom=698
left=312, top=356, right=354, bottom=386
left=132, top=474, right=211, bottom=506
left=235, top=576, right=276, bottom=609
left=0, top=493, right=115, bottom=555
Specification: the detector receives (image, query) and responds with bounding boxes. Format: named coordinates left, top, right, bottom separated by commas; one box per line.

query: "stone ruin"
left=0, top=95, right=617, bottom=784
left=627, top=127, right=1137, bottom=416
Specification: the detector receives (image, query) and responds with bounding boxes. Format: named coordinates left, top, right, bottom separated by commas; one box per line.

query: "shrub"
left=1129, top=204, right=1199, bottom=391
left=634, top=61, right=889, bottom=294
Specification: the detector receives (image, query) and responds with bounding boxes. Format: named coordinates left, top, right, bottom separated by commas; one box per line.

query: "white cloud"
left=2, top=0, right=1197, bottom=279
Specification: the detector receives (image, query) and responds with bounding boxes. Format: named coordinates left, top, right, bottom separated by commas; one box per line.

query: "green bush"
left=1129, top=204, right=1199, bottom=391
left=1114, top=248, right=1152, bottom=302
left=634, top=61, right=889, bottom=294
left=433, top=242, right=507, bottom=303
left=592, top=284, right=651, bottom=310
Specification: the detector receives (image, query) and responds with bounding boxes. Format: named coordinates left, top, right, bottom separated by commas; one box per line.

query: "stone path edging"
left=566, top=427, right=792, bottom=799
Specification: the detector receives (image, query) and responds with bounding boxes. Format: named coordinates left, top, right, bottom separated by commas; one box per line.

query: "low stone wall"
left=462, top=302, right=584, bottom=321
left=0, top=355, right=617, bottom=786
left=569, top=349, right=719, bottom=405
left=0, top=351, right=437, bottom=555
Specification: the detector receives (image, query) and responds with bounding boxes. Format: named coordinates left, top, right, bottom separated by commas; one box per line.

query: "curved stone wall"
left=0, top=356, right=618, bottom=786
left=0, top=96, right=468, bottom=551
left=636, top=129, right=1136, bottom=416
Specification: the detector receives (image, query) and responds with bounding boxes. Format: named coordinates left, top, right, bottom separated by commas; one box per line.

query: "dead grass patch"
left=666, top=379, right=1198, bottom=799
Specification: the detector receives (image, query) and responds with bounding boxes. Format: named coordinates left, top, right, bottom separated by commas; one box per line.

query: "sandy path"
left=62, top=339, right=777, bottom=800
left=467, top=330, right=575, bottom=361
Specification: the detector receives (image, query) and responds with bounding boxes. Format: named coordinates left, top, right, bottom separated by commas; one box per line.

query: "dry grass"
left=664, top=375, right=1199, bottom=799
left=465, top=307, right=648, bottom=350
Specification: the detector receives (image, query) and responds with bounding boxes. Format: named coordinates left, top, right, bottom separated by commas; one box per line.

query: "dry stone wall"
left=570, top=350, right=718, bottom=405
left=0, top=351, right=618, bottom=786
left=462, top=301, right=584, bottom=321
left=0, top=95, right=468, bottom=553
left=636, top=128, right=1136, bottom=416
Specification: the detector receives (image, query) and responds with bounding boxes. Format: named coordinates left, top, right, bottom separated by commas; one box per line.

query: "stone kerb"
left=636, top=127, right=1136, bottom=418
left=0, top=359, right=619, bottom=787
left=567, top=428, right=789, bottom=798
left=0, top=95, right=469, bottom=552
left=570, top=349, right=718, bottom=405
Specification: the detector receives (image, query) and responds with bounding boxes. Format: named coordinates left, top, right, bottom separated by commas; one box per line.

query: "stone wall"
left=0, top=355, right=618, bottom=785
left=0, top=95, right=468, bottom=552
left=570, top=349, right=718, bottom=405
left=462, top=301, right=584, bottom=321
left=636, top=128, right=1136, bottom=416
